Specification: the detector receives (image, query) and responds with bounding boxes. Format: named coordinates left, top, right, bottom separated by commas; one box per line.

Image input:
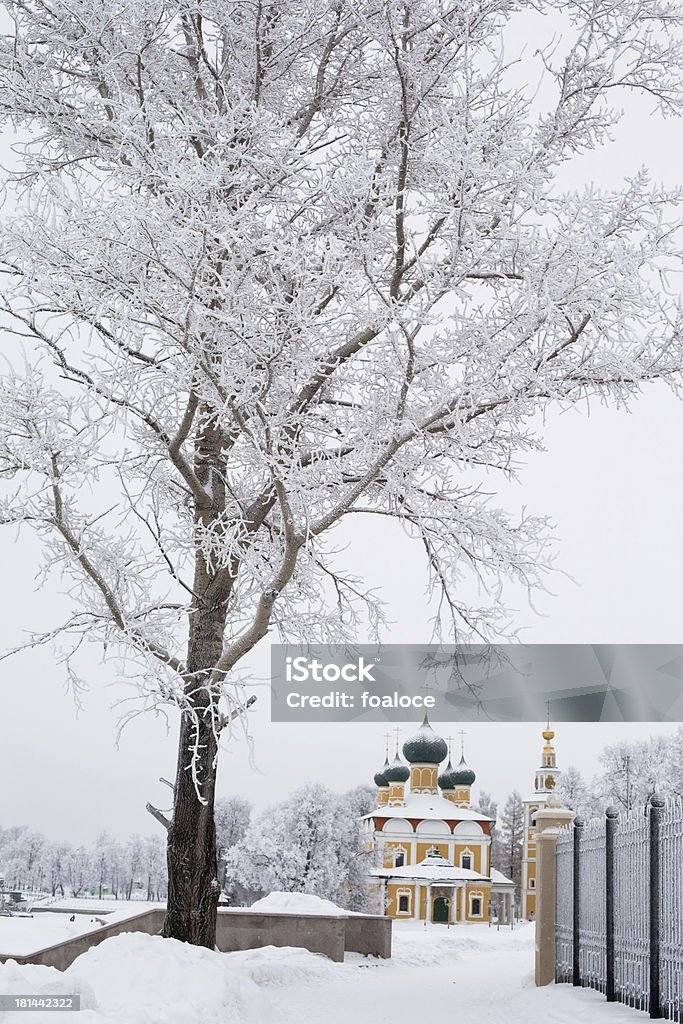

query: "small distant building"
left=521, top=719, right=562, bottom=920
left=363, top=715, right=514, bottom=924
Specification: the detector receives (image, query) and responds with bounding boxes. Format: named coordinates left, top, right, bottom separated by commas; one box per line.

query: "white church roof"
left=371, top=854, right=488, bottom=883
left=362, top=793, right=494, bottom=823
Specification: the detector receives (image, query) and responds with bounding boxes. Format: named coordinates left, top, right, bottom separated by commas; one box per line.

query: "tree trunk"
left=162, top=413, right=231, bottom=947
left=163, top=709, right=220, bottom=946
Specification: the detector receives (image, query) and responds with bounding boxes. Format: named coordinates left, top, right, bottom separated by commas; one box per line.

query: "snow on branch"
left=0, top=0, right=681, bottom=797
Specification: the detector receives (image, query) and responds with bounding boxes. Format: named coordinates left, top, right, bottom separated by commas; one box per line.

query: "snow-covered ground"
left=0, top=914, right=106, bottom=957
left=0, top=899, right=161, bottom=956
left=0, top=919, right=650, bottom=1024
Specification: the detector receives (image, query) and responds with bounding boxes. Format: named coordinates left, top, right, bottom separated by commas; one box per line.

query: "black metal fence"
left=555, top=794, right=683, bottom=1021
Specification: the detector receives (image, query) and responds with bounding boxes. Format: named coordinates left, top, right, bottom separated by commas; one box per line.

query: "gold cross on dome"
left=458, top=729, right=467, bottom=757
left=447, top=736, right=454, bottom=759
left=394, top=727, right=401, bottom=753
left=545, top=700, right=552, bottom=728
left=383, top=732, right=391, bottom=758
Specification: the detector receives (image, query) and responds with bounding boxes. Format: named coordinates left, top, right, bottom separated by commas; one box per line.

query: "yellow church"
left=363, top=715, right=514, bottom=925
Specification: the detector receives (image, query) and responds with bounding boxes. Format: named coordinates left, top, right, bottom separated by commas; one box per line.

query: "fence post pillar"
left=572, top=817, right=585, bottom=986
left=534, top=797, right=576, bottom=987
left=650, top=793, right=664, bottom=1020
left=605, top=806, right=619, bottom=1002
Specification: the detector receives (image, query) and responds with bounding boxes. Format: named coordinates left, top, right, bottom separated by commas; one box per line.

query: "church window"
left=529, top=878, right=536, bottom=889
left=395, top=851, right=405, bottom=867
left=469, top=890, right=484, bottom=918
left=397, top=889, right=412, bottom=914
left=460, top=849, right=473, bottom=870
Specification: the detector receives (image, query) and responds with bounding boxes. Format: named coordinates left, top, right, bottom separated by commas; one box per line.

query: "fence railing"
left=555, top=794, right=683, bottom=1021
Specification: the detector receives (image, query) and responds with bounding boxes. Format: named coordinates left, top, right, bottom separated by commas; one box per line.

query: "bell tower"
left=522, top=711, right=561, bottom=920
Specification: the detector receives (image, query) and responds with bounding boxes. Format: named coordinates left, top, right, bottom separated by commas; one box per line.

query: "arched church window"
left=397, top=889, right=412, bottom=914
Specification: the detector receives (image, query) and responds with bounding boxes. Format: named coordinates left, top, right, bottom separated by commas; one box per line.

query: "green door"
left=433, top=896, right=450, bottom=923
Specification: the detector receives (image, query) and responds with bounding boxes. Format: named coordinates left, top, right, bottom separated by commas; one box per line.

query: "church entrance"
left=433, top=896, right=450, bottom=923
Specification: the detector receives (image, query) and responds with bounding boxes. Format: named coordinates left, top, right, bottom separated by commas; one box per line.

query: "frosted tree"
left=214, top=795, right=251, bottom=890
left=499, top=789, right=524, bottom=890
left=344, top=785, right=377, bottom=819
left=92, top=833, right=113, bottom=901
left=141, top=834, right=167, bottom=900
left=2, top=829, right=45, bottom=892
left=335, top=789, right=375, bottom=911
left=1, top=0, right=682, bottom=945
left=229, top=783, right=339, bottom=900
left=555, top=764, right=600, bottom=819
left=594, top=734, right=675, bottom=810
left=121, top=835, right=144, bottom=900
left=64, top=845, right=91, bottom=898
left=475, top=790, right=497, bottom=819
left=666, top=729, right=683, bottom=798
left=227, top=782, right=370, bottom=907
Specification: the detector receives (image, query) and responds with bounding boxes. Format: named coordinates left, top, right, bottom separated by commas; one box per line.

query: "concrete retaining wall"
left=216, top=910, right=346, bottom=962
left=0, top=907, right=391, bottom=970
left=342, top=914, right=392, bottom=959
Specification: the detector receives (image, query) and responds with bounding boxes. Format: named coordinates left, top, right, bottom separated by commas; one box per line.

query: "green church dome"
left=438, top=759, right=458, bottom=790
left=452, top=754, right=476, bottom=786
left=402, top=715, right=447, bottom=765
left=384, top=752, right=410, bottom=783
left=373, top=757, right=390, bottom=787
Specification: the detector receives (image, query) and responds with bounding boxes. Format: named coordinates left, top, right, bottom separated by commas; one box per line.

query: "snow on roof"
left=371, top=854, right=489, bottom=883
left=490, top=868, right=514, bottom=887
left=362, top=793, right=494, bottom=822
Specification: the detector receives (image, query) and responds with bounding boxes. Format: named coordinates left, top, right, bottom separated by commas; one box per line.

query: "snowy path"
left=273, top=921, right=648, bottom=1024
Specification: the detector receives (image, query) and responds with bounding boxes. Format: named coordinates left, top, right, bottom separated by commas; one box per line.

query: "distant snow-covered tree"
left=555, top=765, right=601, bottom=820
left=214, top=796, right=252, bottom=891
left=142, top=834, right=167, bottom=901
left=1, top=0, right=682, bottom=945
left=121, top=836, right=144, bottom=901
left=475, top=790, right=502, bottom=874
left=228, top=782, right=371, bottom=909
left=229, top=783, right=338, bottom=899
left=64, top=846, right=91, bottom=898
left=499, top=790, right=525, bottom=892
left=475, top=790, right=498, bottom=819
left=594, top=735, right=675, bottom=811
left=343, top=786, right=377, bottom=819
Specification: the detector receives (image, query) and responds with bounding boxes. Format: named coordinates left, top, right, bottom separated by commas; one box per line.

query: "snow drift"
left=248, top=891, right=350, bottom=916
left=0, top=932, right=315, bottom=1024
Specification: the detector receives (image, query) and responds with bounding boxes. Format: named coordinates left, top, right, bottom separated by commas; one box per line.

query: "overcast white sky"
left=1, top=12, right=682, bottom=845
